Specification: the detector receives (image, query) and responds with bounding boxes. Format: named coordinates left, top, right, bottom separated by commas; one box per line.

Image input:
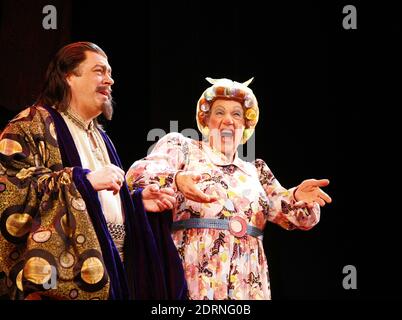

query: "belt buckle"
left=229, top=216, right=247, bottom=238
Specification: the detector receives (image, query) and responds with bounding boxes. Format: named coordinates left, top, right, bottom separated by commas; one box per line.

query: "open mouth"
left=98, top=90, right=110, bottom=97
left=220, top=129, right=234, bottom=138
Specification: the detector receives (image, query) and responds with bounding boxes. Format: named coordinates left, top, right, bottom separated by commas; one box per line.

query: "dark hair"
left=36, top=42, right=107, bottom=111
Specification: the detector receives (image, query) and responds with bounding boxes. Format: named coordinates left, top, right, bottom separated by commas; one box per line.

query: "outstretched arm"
left=254, top=159, right=330, bottom=230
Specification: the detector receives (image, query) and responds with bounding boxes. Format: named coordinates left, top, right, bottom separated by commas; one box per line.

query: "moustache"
left=96, top=86, right=112, bottom=98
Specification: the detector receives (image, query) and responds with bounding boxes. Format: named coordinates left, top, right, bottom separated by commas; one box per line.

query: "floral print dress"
left=126, top=132, right=320, bottom=300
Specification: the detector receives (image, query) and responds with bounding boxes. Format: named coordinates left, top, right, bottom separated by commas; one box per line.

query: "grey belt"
left=172, top=218, right=263, bottom=240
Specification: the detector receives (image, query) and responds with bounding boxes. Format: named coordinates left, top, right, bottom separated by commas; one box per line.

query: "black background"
left=0, top=0, right=400, bottom=299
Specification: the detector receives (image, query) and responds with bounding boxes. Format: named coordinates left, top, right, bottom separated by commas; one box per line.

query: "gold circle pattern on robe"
left=80, top=257, right=104, bottom=284
left=23, top=257, right=53, bottom=285
left=6, top=213, right=32, bottom=237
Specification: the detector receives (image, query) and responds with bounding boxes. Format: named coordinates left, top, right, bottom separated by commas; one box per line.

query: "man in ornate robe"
left=0, top=42, right=187, bottom=300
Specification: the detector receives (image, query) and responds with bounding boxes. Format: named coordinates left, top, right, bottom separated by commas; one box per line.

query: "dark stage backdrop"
left=0, top=0, right=400, bottom=299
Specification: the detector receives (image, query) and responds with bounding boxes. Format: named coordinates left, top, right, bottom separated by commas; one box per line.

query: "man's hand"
left=142, top=184, right=176, bottom=212
left=294, top=179, right=332, bottom=209
left=175, top=171, right=218, bottom=203
left=86, top=164, right=125, bottom=195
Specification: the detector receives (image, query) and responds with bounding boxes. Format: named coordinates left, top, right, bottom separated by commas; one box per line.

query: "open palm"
left=294, top=179, right=332, bottom=208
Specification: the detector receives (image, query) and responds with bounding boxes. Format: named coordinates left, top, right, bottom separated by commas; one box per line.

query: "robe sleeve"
left=253, top=158, right=320, bottom=231
left=0, top=107, right=109, bottom=300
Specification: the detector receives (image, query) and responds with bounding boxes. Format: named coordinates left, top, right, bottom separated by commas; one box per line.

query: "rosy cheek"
left=209, top=118, right=220, bottom=129
left=235, top=120, right=245, bottom=128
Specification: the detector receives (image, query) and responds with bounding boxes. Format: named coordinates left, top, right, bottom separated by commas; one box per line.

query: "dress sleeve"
left=126, top=132, right=189, bottom=191
left=253, top=159, right=320, bottom=230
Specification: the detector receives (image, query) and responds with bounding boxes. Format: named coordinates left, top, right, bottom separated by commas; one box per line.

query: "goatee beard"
left=101, top=98, right=114, bottom=120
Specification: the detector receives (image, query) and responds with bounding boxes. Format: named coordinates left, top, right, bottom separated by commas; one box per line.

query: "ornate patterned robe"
left=0, top=106, right=186, bottom=300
